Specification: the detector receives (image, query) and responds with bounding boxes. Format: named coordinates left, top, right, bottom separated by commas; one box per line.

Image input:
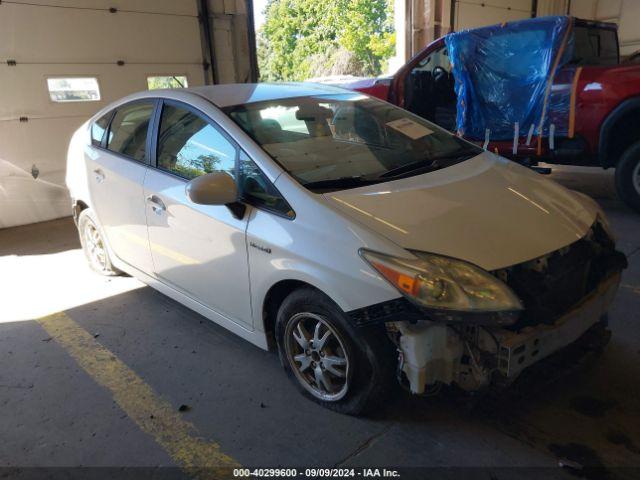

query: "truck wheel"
left=615, top=141, right=640, bottom=213
left=275, top=288, right=395, bottom=415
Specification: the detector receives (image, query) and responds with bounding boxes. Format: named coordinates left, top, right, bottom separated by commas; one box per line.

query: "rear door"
left=88, top=100, right=156, bottom=274
left=143, top=100, right=252, bottom=328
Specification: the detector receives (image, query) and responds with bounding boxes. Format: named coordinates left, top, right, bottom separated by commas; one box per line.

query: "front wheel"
left=615, top=141, right=640, bottom=213
left=275, top=288, right=395, bottom=415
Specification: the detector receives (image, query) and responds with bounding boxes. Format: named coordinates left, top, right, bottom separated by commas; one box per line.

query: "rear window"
left=91, top=113, right=112, bottom=147
left=107, top=102, right=155, bottom=162
left=572, top=26, right=619, bottom=66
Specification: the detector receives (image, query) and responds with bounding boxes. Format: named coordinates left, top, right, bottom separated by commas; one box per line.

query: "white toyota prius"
left=66, top=83, right=626, bottom=414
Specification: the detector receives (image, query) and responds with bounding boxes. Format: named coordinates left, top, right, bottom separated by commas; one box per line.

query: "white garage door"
left=0, top=0, right=207, bottom=228
left=452, top=0, right=534, bottom=31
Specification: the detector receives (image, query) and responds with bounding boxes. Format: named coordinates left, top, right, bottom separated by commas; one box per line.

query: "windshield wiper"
left=376, top=149, right=478, bottom=179
left=303, top=176, right=381, bottom=190
left=376, top=159, right=440, bottom=179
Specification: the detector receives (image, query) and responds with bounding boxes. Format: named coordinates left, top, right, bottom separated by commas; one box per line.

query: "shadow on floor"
left=0, top=216, right=79, bottom=256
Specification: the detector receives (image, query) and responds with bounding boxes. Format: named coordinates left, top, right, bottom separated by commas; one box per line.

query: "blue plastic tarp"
left=445, top=16, right=573, bottom=142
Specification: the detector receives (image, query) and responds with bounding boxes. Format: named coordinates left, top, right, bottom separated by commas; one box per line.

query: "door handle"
left=146, top=194, right=166, bottom=215
left=93, top=168, right=105, bottom=183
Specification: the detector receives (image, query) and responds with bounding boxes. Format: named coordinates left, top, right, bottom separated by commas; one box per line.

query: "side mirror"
left=186, top=171, right=238, bottom=206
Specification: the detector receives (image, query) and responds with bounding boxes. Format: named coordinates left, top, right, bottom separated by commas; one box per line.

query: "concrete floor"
left=1, top=165, right=639, bottom=479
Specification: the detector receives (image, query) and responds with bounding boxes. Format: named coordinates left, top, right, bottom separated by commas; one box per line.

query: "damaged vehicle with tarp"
left=350, top=16, right=640, bottom=213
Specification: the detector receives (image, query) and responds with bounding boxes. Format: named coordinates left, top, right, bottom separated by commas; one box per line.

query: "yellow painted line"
left=37, top=312, right=240, bottom=477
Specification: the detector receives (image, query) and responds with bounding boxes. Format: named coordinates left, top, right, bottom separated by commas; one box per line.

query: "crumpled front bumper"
left=494, top=272, right=621, bottom=379
left=392, top=273, right=621, bottom=394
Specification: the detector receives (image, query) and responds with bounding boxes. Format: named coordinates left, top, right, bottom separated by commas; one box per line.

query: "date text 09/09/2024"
left=233, top=468, right=401, bottom=478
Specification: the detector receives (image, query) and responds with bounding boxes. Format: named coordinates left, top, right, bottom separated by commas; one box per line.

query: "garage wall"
left=451, top=0, right=534, bottom=32
left=393, top=0, right=538, bottom=62
left=208, top=0, right=257, bottom=84
left=0, top=0, right=255, bottom=229
left=393, top=0, right=640, bottom=71
left=532, top=0, right=640, bottom=55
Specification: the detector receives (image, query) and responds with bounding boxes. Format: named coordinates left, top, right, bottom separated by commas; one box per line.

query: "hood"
left=324, top=152, right=598, bottom=271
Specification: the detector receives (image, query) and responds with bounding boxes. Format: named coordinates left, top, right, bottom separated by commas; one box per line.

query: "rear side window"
left=573, top=26, right=619, bottom=66
left=107, top=102, right=155, bottom=162
left=156, top=104, right=236, bottom=180
left=91, top=113, right=111, bottom=147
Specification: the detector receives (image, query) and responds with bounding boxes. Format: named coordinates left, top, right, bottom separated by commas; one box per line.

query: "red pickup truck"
left=350, top=17, right=640, bottom=212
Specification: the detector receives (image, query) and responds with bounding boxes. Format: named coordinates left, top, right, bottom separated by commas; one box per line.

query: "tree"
left=257, top=0, right=395, bottom=81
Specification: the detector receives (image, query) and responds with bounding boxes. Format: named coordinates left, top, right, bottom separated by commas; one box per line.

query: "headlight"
left=360, top=249, right=523, bottom=325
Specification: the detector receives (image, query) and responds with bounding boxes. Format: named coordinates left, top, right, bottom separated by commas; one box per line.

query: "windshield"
left=224, top=93, right=481, bottom=192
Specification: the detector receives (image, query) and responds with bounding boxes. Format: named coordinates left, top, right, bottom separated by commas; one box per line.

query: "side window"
left=91, top=112, right=112, bottom=147
left=107, top=102, right=154, bottom=162
left=238, top=151, right=294, bottom=218
left=157, top=104, right=236, bottom=180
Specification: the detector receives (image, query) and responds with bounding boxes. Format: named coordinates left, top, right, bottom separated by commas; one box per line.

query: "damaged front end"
left=354, top=220, right=627, bottom=395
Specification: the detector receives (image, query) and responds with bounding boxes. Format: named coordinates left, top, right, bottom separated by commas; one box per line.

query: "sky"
left=253, top=0, right=268, bottom=31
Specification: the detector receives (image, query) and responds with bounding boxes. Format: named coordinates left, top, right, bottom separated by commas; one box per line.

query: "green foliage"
left=147, top=76, right=188, bottom=90
left=257, top=0, right=395, bottom=81
left=174, top=154, right=220, bottom=180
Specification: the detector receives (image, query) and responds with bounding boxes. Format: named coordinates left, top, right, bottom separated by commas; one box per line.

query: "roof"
left=186, top=82, right=350, bottom=108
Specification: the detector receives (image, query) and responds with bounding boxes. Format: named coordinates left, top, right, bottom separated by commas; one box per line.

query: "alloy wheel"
left=284, top=312, right=350, bottom=401
left=84, top=222, right=107, bottom=272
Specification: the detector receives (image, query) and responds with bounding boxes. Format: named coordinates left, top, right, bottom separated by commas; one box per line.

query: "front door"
left=88, top=100, right=155, bottom=273
left=143, top=101, right=252, bottom=328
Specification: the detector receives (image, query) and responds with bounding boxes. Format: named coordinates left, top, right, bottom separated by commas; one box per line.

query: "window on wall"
left=147, top=76, right=189, bottom=90
left=107, top=102, right=155, bottom=162
left=47, top=77, right=101, bottom=102
left=156, top=104, right=236, bottom=180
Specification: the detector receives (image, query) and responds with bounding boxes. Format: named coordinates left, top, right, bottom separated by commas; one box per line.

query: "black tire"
left=615, top=141, right=640, bottom=213
left=275, top=287, right=396, bottom=415
left=77, top=209, right=121, bottom=276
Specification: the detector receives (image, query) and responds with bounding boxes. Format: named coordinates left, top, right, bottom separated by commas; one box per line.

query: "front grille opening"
left=495, top=222, right=626, bottom=330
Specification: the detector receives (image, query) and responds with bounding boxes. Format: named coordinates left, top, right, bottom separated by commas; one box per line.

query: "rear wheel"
left=275, top=288, right=395, bottom=415
left=615, top=141, right=640, bottom=213
left=78, top=209, right=121, bottom=276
